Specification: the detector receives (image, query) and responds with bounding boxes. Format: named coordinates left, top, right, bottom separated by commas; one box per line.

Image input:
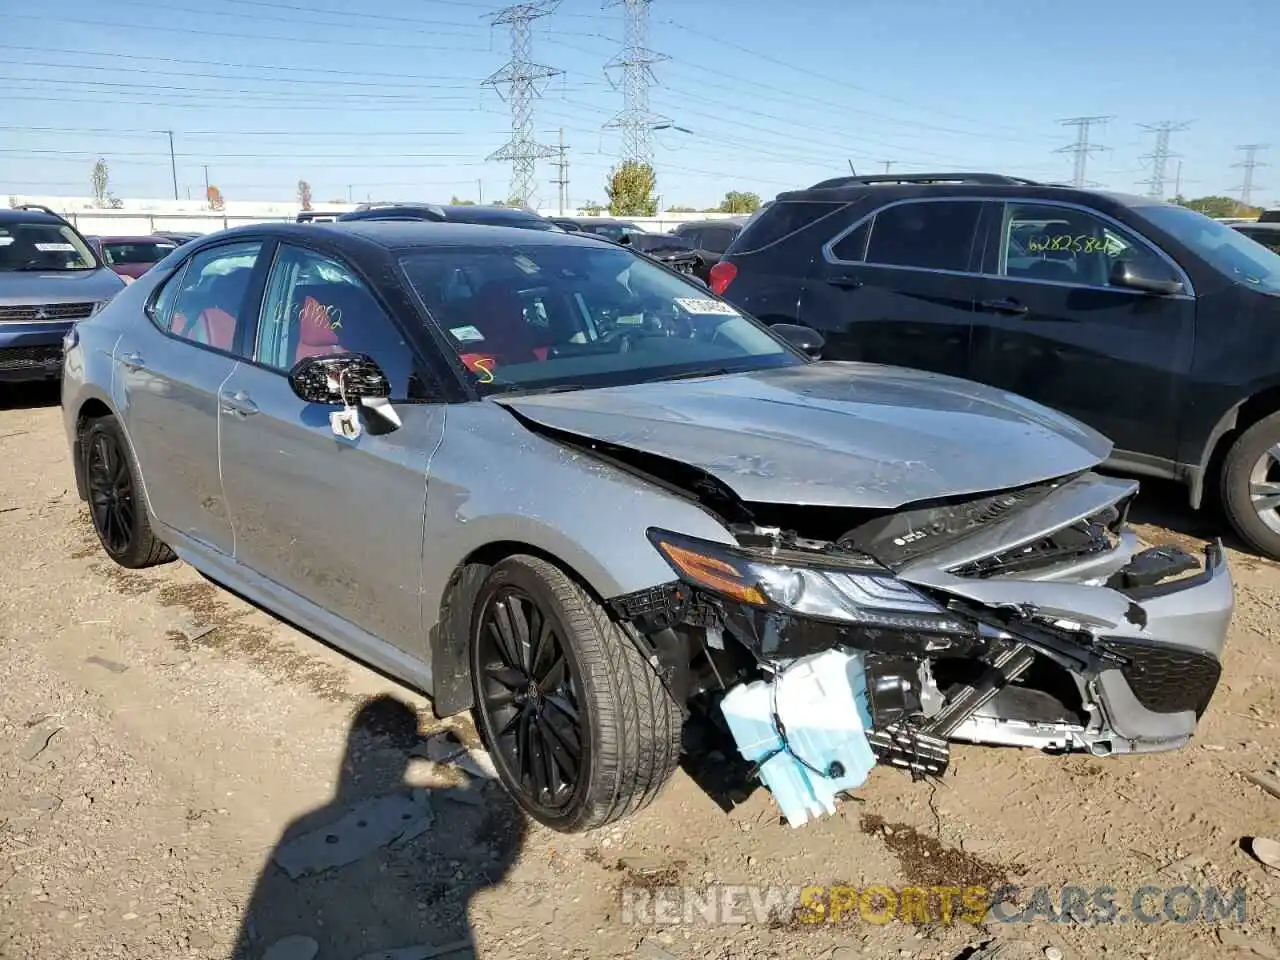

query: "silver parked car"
left=62, top=221, right=1233, bottom=832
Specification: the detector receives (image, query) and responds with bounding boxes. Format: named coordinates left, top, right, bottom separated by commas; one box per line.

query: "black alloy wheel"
left=475, top=586, right=584, bottom=817
left=87, top=428, right=136, bottom=557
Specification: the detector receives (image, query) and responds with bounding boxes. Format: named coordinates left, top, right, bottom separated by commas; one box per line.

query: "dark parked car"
left=336, top=203, right=560, bottom=231
left=0, top=205, right=125, bottom=383
left=88, top=235, right=180, bottom=280
left=61, top=219, right=1231, bottom=832
left=1233, top=221, right=1280, bottom=254
left=713, top=172, right=1280, bottom=557
left=671, top=217, right=748, bottom=281
left=152, top=230, right=203, bottom=246
left=552, top=218, right=698, bottom=275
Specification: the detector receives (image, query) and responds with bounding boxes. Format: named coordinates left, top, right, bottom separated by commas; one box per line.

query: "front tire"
left=468, top=555, right=682, bottom=833
left=82, top=416, right=174, bottom=568
left=1221, top=411, right=1280, bottom=559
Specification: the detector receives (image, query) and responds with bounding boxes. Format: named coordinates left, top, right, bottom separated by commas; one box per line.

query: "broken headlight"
left=647, top=528, right=970, bottom=635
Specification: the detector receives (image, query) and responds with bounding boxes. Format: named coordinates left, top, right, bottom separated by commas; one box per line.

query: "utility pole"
left=482, top=1, right=562, bottom=207
left=1174, top=159, right=1183, bottom=199
left=203, top=164, right=210, bottom=201
left=1138, top=121, right=1190, bottom=199
left=550, top=127, right=570, bottom=215
left=1055, top=116, right=1111, bottom=187
left=604, top=0, right=669, bottom=165
left=347, top=184, right=353, bottom=202
left=166, top=130, right=178, bottom=200
left=477, top=179, right=483, bottom=205
left=1233, top=144, right=1270, bottom=207
left=881, top=160, right=895, bottom=174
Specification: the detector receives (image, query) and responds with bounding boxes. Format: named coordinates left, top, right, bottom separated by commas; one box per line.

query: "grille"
left=0, top=345, right=62, bottom=371
left=1098, top=638, right=1221, bottom=718
left=0, top=302, right=95, bottom=323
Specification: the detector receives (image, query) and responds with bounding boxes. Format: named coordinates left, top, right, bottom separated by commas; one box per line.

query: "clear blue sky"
left=1, top=0, right=1277, bottom=208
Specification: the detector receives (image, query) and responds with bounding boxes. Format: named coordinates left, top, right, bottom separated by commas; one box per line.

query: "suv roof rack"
left=807, top=173, right=1041, bottom=189
left=13, top=202, right=68, bottom=221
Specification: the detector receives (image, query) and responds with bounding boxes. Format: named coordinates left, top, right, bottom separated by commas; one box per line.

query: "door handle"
left=980, top=298, right=1029, bottom=316
left=119, top=351, right=146, bottom=370
left=826, top=274, right=863, bottom=289
left=219, top=390, right=259, bottom=417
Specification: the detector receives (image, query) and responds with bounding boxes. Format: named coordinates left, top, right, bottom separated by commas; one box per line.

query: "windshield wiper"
left=654, top=367, right=735, bottom=382
left=490, top=382, right=589, bottom=396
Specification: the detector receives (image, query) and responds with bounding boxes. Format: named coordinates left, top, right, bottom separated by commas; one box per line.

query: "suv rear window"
left=864, top=200, right=982, bottom=272
left=731, top=201, right=845, bottom=254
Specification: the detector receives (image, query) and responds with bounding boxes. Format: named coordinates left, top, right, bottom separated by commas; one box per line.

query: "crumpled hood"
left=0, top=268, right=124, bottom=305
left=496, top=361, right=1113, bottom=509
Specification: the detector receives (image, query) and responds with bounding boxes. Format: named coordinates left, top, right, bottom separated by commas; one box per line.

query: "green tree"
left=1179, top=195, right=1261, bottom=219
left=606, top=161, right=658, bottom=217
left=667, top=204, right=697, bottom=213
left=449, top=195, right=477, bottom=205
left=581, top=200, right=605, bottom=215
left=718, top=190, right=761, bottom=214
left=91, top=159, right=109, bottom=207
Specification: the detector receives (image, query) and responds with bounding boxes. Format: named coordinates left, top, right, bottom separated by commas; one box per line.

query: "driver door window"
left=1000, top=203, right=1176, bottom=289
left=255, top=244, right=415, bottom=397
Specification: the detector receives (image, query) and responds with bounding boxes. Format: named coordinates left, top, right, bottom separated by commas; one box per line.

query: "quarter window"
left=1000, top=203, right=1176, bottom=289
left=256, top=245, right=415, bottom=397
left=701, top=227, right=735, bottom=254
left=164, top=242, right=263, bottom=355
left=864, top=201, right=982, bottom=272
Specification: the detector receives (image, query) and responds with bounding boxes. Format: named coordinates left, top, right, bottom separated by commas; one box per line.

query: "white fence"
left=10, top=195, right=746, bottom=238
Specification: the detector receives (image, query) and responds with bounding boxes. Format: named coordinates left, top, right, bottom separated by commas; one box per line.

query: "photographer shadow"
left=232, top=695, right=526, bottom=960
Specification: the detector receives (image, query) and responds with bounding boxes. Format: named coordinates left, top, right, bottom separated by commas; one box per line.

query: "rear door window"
left=701, top=227, right=736, bottom=255
left=732, top=201, right=846, bottom=253
left=863, top=201, right=982, bottom=272
left=162, top=242, right=263, bottom=355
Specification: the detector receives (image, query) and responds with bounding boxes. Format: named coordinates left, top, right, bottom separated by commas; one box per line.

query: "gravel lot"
left=1, top=383, right=1278, bottom=960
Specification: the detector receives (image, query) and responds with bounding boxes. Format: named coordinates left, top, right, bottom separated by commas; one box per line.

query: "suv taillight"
left=709, top=261, right=737, bottom=296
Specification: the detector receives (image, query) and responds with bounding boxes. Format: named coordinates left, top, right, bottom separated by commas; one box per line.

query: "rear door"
left=803, top=198, right=984, bottom=379
left=114, top=240, right=267, bottom=556
left=217, top=241, right=443, bottom=657
left=969, top=200, right=1194, bottom=462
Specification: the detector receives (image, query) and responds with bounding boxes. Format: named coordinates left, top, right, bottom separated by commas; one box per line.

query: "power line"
left=604, top=0, right=668, bottom=164
left=1055, top=116, right=1111, bottom=187
left=1233, top=144, right=1270, bottom=206
left=1138, top=121, right=1190, bottom=199
left=483, top=2, right=563, bottom=206
left=550, top=128, right=570, bottom=215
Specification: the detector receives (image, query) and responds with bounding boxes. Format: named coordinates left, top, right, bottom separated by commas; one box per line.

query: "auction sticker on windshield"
left=34, top=242, right=77, bottom=252
left=675, top=298, right=740, bottom=316
left=450, top=325, right=485, bottom=343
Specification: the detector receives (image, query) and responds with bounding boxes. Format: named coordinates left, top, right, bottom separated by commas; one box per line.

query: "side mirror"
left=289, top=353, right=391, bottom=405
left=1109, top=259, right=1184, bottom=296
left=771, top=323, right=825, bottom=359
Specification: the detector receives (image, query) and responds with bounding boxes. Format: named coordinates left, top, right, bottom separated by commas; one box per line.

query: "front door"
left=115, top=240, right=265, bottom=556
left=217, top=242, right=442, bottom=656
left=803, top=198, right=984, bottom=380
left=969, top=201, right=1195, bottom=461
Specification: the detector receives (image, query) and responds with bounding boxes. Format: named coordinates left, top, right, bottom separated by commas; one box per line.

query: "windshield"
left=0, top=221, right=97, bottom=272
left=585, top=222, right=641, bottom=241
left=102, top=241, right=176, bottom=265
left=399, top=243, right=798, bottom=394
left=1135, top=204, right=1280, bottom=295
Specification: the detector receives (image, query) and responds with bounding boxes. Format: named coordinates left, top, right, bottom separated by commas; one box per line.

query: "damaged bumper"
left=610, top=471, right=1234, bottom=822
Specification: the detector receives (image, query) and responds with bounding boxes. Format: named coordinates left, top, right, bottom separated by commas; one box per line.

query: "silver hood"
left=497, top=361, right=1112, bottom=509
left=0, top=268, right=125, bottom=306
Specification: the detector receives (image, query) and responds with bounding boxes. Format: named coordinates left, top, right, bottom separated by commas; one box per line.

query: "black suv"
left=713, top=172, right=1280, bottom=557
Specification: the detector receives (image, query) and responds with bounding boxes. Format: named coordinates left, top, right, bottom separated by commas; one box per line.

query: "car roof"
left=1235, top=221, right=1280, bottom=232
left=774, top=173, right=1160, bottom=210
left=213, top=220, right=614, bottom=253
left=565, top=217, right=637, bottom=225
left=0, top=208, right=67, bottom=225
left=100, top=235, right=174, bottom=244
left=339, top=203, right=550, bottom=225
left=676, top=218, right=748, bottom=228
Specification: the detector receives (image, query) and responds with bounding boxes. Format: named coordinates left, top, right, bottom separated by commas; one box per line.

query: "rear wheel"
left=82, top=416, right=174, bottom=568
left=469, top=555, right=682, bottom=832
left=1221, top=411, right=1280, bottom=559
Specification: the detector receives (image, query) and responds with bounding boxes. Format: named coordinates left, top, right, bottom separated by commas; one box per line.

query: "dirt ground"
left=1, top=383, right=1278, bottom=960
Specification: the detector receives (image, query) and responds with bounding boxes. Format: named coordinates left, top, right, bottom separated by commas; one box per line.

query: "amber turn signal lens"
left=654, top=540, right=768, bottom=606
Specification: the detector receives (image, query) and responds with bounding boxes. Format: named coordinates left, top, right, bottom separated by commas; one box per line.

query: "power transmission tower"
left=604, top=0, right=669, bottom=164
left=550, top=127, right=570, bottom=215
left=1055, top=116, right=1111, bottom=187
left=1138, top=121, right=1190, bottom=199
left=482, top=1, right=563, bottom=207
left=1233, top=144, right=1270, bottom=207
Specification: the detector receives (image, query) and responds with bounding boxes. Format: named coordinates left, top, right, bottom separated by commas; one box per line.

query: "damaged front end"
left=609, top=472, right=1234, bottom=826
